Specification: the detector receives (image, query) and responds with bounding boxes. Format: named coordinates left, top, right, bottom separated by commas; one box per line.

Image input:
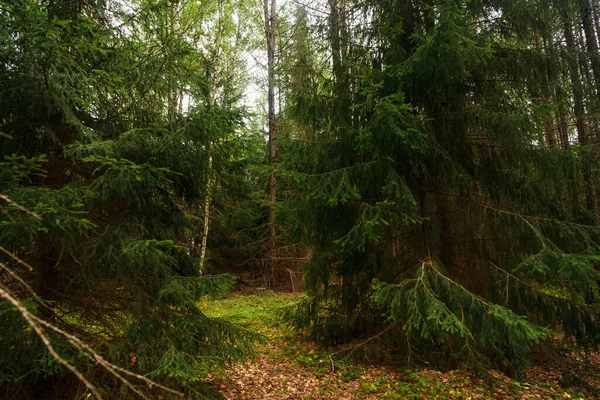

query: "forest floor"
left=203, top=290, right=599, bottom=400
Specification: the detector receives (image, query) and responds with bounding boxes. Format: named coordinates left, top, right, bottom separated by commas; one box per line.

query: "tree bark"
left=564, top=19, right=597, bottom=215
left=328, top=0, right=344, bottom=88
left=436, top=191, right=454, bottom=268
left=199, top=154, right=212, bottom=272
left=35, top=119, right=73, bottom=314
left=198, top=0, right=226, bottom=272
left=265, top=0, right=278, bottom=272
left=534, top=32, right=558, bottom=149
left=579, top=0, right=600, bottom=96
left=556, top=87, right=571, bottom=150
left=168, top=1, right=180, bottom=122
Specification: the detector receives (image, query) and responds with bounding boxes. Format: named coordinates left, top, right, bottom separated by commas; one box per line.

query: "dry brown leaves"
left=205, top=292, right=599, bottom=400
left=211, top=353, right=386, bottom=400
left=209, top=346, right=598, bottom=400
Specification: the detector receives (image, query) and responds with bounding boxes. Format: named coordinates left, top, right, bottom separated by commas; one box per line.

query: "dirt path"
left=204, top=292, right=596, bottom=400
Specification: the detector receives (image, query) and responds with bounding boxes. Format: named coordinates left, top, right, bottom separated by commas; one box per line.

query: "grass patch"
left=198, top=290, right=300, bottom=335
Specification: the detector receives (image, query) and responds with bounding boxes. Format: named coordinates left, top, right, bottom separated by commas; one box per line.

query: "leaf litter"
left=204, top=291, right=599, bottom=399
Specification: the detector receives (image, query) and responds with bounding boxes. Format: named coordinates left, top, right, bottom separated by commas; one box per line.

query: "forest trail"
left=203, top=291, right=596, bottom=400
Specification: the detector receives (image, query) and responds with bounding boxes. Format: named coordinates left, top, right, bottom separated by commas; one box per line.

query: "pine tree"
left=281, top=0, right=600, bottom=373
left=0, top=1, right=260, bottom=398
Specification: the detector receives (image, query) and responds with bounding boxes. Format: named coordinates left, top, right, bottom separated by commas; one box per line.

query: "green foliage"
left=0, top=0, right=263, bottom=398
left=280, top=0, right=600, bottom=375
left=373, top=261, right=549, bottom=371
left=0, top=300, right=60, bottom=384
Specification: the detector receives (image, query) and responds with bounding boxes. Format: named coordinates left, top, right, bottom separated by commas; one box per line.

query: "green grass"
left=199, top=290, right=299, bottom=335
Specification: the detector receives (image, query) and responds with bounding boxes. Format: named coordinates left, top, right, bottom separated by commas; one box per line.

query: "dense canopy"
left=2, top=0, right=600, bottom=398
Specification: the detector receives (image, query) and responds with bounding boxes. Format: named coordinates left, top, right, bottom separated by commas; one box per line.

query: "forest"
left=2, top=0, right=600, bottom=398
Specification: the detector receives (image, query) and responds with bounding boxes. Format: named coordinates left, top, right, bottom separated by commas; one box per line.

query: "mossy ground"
left=201, top=290, right=594, bottom=400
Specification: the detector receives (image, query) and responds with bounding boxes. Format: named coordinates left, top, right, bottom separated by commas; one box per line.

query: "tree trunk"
left=264, top=0, right=278, bottom=280
left=594, top=0, right=600, bottom=50
left=545, top=116, right=558, bottom=149
left=436, top=191, right=454, bottom=268
left=329, top=0, right=343, bottom=84
left=556, top=87, right=571, bottom=150
left=199, top=154, right=213, bottom=273
left=168, top=2, right=180, bottom=122
left=534, top=31, right=558, bottom=149
left=564, top=19, right=597, bottom=215
left=198, top=0, right=225, bottom=272
left=579, top=0, right=600, bottom=96
left=35, top=119, right=73, bottom=315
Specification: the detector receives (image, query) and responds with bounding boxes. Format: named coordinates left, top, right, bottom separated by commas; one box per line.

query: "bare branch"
left=0, top=284, right=104, bottom=400
left=33, top=315, right=185, bottom=398
left=0, top=194, right=42, bottom=220
left=0, top=245, right=33, bottom=272
left=0, top=263, right=52, bottom=312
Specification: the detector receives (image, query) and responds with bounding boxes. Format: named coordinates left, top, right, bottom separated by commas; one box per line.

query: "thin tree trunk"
left=579, top=0, right=600, bottom=95
left=556, top=87, right=571, bottom=150
left=329, top=0, right=344, bottom=86
left=168, top=2, right=180, bottom=122
left=564, top=19, right=597, bottom=215
left=36, top=119, right=73, bottom=315
left=339, top=0, right=349, bottom=62
left=198, top=0, right=225, bottom=272
left=329, top=0, right=352, bottom=128
left=535, top=31, right=558, bottom=149
left=545, top=116, right=558, bottom=149
left=265, top=0, right=278, bottom=277
left=594, top=0, right=600, bottom=48
left=199, top=154, right=213, bottom=272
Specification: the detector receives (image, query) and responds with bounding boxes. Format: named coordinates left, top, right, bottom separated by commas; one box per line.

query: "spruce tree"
left=281, top=0, right=600, bottom=373
left=0, top=1, right=259, bottom=398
